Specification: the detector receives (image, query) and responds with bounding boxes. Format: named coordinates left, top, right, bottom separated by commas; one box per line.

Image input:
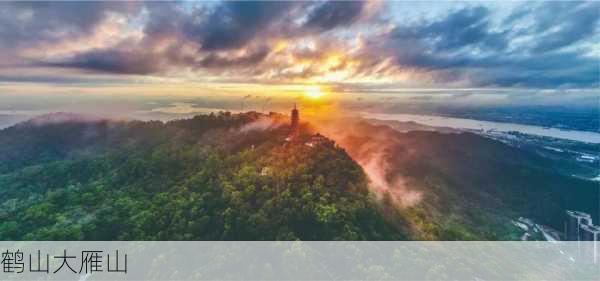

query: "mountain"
left=0, top=112, right=596, bottom=240
left=0, top=112, right=400, bottom=240
left=317, top=119, right=599, bottom=240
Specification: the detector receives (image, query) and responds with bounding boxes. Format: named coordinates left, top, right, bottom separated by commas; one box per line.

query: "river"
left=361, top=112, right=600, bottom=144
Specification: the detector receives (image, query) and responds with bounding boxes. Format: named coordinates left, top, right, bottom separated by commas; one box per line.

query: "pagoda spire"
left=290, top=104, right=299, bottom=138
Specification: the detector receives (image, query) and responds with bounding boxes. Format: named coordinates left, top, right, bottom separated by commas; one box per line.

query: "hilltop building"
left=305, top=133, right=330, bottom=147
left=566, top=210, right=592, bottom=241
left=581, top=224, right=600, bottom=264
left=581, top=224, right=600, bottom=241
left=286, top=104, right=300, bottom=142
left=291, top=103, right=299, bottom=134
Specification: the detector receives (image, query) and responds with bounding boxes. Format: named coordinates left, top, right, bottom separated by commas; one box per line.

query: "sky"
left=0, top=1, right=598, bottom=107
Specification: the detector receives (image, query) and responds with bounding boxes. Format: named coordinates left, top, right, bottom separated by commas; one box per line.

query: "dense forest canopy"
left=0, top=112, right=596, bottom=240
left=319, top=120, right=598, bottom=240
left=0, top=112, right=400, bottom=240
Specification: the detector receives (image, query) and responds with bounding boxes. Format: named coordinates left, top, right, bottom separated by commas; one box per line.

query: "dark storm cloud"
left=374, top=3, right=598, bottom=88
left=184, top=1, right=300, bottom=51
left=391, top=6, right=507, bottom=52
left=197, top=47, right=270, bottom=68
left=143, top=2, right=186, bottom=36
left=0, top=1, right=596, bottom=89
left=471, top=52, right=599, bottom=88
left=0, top=2, right=140, bottom=48
left=303, top=1, right=366, bottom=31
left=33, top=1, right=363, bottom=75
left=0, top=74, right=126, bottom=84
left=29, top=1, right=305, bottom=74
left=529, top=2, right=599, bottom=53
left=45, top=45, right=272, bottom=75
left=44, top=48, right=165, bottom=75
left=185, top=0, right=365, bottom=51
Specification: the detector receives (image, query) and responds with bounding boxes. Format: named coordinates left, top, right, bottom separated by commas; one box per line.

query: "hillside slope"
left=2, top=113, right=595, bottom=241
left=0, top=112, right=400, bottom=240
left=319, top=119, right=598, bottom=240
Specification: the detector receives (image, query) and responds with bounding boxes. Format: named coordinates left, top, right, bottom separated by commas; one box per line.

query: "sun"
left=304, top=86, right=326, bottom=100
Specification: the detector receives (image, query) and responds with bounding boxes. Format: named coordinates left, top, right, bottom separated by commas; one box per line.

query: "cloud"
left=0, top=73, right=125, bottom=84
left=530, top=2, right=599, bottom=53
left=44, top=47, right=166, bottom=75
left=30, top=2, right=303, bottom=75
left=0, top=1, right=597, bottom=89
left=187, top=1, right=300, bottom=51
left=238, top=117, right=282, bottom=133
left=391, top=6, right=507, bottom=52
left=34, top=1, right=360, bottom=77
left=0, top=2, right=140, bottom=50
left=366, top=3, right=599, bottom=88
left=197, top=47, right=270, bottom=69
left=303, top=1, right=366, bottom=31
left=315, top=118, right=423, bottom=208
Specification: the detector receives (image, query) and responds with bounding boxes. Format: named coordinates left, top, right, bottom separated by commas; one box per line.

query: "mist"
left=313, top=116, right=423, bottom=208
left=239, top=117, right=282, bottom=133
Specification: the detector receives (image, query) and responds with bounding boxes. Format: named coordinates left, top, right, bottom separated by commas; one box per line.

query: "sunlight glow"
left=304, top=86, right=326, bottom=100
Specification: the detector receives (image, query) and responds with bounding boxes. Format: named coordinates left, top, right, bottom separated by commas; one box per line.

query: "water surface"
left=362, top=112, right=600, bottom=144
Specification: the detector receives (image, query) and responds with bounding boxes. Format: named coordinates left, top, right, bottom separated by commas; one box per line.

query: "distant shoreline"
left=4, top=111, right=600, bottom=144
left=361, top=112, right=600, bottom=144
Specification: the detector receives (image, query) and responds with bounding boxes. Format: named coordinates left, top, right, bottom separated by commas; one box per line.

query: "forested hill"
left=0, top=112, right=401, bottom=240
left=2, top=112, right=595, bottom=241
left=320, top=119, right=599, bottom=240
